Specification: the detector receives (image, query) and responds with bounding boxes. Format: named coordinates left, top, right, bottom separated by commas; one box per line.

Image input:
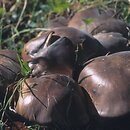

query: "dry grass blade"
left=43, top=31, right=55, bottom=49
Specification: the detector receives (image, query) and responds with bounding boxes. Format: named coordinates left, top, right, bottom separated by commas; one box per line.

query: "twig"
left=24, top=79, right=47, bottom=109
left=15, top=0, right=27, bottom=30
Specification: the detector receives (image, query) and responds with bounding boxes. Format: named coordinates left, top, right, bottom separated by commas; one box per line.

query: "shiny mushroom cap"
left=16, top=74, right=90, bottom=128
left=79, top=51, right=130, bottom=117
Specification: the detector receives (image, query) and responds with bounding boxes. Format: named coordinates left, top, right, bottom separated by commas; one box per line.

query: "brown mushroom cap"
left=93, top=32, right=129, bottom=53
left=79, top=51, right=130, bottom=117
left=0, top=50, right=20, bottom=102
left=68, top=7, right=129, bottom=38
left=0, top=49, right=19, bottom=63
left=16, top=74, right=89, bottom=128
left=29, top=37, right=75, bottom=77
left=91, top=18, right=129, bottom=38
left=68, top=7, right=115, bottom=34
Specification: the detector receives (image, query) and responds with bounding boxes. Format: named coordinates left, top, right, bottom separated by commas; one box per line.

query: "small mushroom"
left=91, top=18, right=130, bottom=38
left=93, top=32, right=130, bottom=53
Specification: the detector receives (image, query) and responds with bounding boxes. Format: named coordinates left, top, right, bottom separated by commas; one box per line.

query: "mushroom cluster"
left=1, top=6, right=130, bottom=130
